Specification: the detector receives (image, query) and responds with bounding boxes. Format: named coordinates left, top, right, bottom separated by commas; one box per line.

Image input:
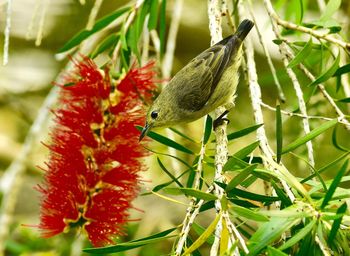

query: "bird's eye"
left=151, top=111, right=158, bottom=119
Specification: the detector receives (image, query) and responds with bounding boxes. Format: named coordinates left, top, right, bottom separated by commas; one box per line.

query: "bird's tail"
left=235, top=19, right=254, bottom=40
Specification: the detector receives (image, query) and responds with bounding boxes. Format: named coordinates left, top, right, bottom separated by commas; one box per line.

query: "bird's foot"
left=213, top=110, right=230, bottom=130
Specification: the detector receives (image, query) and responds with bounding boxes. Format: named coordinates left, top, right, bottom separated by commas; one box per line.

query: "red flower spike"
left=37, top=57, right=157, bottom=246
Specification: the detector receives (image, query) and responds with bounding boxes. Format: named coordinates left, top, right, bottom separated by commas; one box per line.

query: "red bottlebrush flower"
left=37, top=56, right=157, bottom=247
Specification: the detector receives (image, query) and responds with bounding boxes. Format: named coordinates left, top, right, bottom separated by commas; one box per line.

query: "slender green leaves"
left=276, top=104, right=282, bottom=163
left=321, top=159, right=348, bottom=209
left=83, top=227, right=176, bottom=253
left=282, top=119, right=337, bottom=154
left=227, top=124, right=263, bottom=141
left=308, top=53, right=340, bottom=87
left=287, top=38, right=313, bottom=68
left=58, top=6, right=131, bottom=53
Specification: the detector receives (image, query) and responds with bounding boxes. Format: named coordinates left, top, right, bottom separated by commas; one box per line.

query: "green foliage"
left=41, top=0, right=350, bottom=255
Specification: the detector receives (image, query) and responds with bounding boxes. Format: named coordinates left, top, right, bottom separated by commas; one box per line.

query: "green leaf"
left=204, top=115, right=213, bottom=145
left=225, top=164, right=258, bottom=192
left=192, top=222, right=215, bottom=244
left=58, top=6, right=131, bottom=53
left=279, top=219, right=316, bottom=250
left=272, top=39, right=283, bottom=45
left=90, top=33, right=119, bottom=58
left=227, top=124, right=263, bottom=141
left=126, top=23, right=141, bottom=61
left=83, top=227, right=176, bottom=253
left=183, top=214, right=220, bottom=255
left=227, top=188, right=280, bottom=204
left=136, top=126, right=194, bottom=154
left=329, top=203, right=347, bottom=242
left=163, top=188, right=217, bottom=201
left=267, top=246, right=288, bottom=256
left=276, top=104, right=282, bottom=163
left=148, top=0, right=159, bottom=30
left=337, top=97, right=350, bottom=103
left=248, top=216, right=300, bottom=255
left=332, top=126, right=350, bottom=152
left=233, top=141, right=260, bottom=159
left=231, top=205, right=269, bottom=222
left=271, top=180, right=293, bottom=207
left=321, top=159, right=348, bottom=209
left=159, top=0, right=167, bottom=56
left=282, top=119, right=337, bottom=154
left=320, top=0, right=341, bottom=21
left=308, top=53, right=340, bottom=87
left=223, top=156, right=249, bottom=172
left=287, top=37, right=313, bottom=68
left=157, top=157, right=183, bottom=187
left=301, top=152, right=350, bottom=183
left=333, top=63, right=350, bottom=77
left=168, top=127, right=196, bottom=143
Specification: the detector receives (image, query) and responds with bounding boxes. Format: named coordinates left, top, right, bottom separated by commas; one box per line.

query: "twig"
left=208, top=0, right=232, bottom=255
left=240, top=5, right=296, bottom=203
left=264, top=0, right=350, bottom=52
left=3, top=0, right=11, bottom=65
left=247, top=0, right=286, bottom=102
left=264, top=0, right=315, bottom=170
left=35, top=0, right=50, bottom=46
left=162, top=0, right=183, bottom=78
left=86, top=0, right=104, bottom=30
left=277, top=43, right=350, bottom=130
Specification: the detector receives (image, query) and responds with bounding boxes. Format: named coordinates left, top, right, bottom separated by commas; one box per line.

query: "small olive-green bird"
left=140, top=19, right=254, bottom=141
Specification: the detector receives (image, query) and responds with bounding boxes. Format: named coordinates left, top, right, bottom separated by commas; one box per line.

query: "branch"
left=264, top=0, right=350, bottom=52
left=263, top=0, right=315, bottom=170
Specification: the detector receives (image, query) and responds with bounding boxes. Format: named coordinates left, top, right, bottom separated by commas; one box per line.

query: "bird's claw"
left=213, top=110, right=230, bottom=130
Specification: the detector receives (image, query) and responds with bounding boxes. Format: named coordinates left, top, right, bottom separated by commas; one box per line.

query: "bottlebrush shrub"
left=36, top=56, right=157, bottom=247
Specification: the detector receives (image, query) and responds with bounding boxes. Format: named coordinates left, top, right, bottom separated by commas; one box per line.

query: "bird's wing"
left=174, top=42, right=232, bottom=112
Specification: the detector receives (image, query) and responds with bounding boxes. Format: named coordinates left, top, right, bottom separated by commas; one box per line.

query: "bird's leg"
left=213, top=110, right=230, bottom=129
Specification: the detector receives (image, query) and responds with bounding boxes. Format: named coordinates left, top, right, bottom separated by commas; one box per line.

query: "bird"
left=140, top=19, right=254, bottom=141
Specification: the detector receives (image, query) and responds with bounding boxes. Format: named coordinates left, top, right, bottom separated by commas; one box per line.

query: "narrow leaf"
left=83, top=227, right=176, bottom=253
left=90, top=34, right=119, bottom=58
left=267, top=246, right=288, bottom=256
left=308, top=53, right=340, bottom=87
left=321, top=159, right=348, bottom=209
left=278, top=219, right=316, bottom=250
left=192, top=222, right=215, bottom=245
left=168, top=127, right=196, bottom=143
left=225, top=164, right=258, bottom=192
left=227, top=124, right=263, bottom=141
left=234, top=141, right=260, bottom=159
left=329, top=203, right=347, bottom=242
left=228, top=188, right=280, bottom=203
left=287, top=37, right=313, bottom=68
left=157, top=158, right=183, bottom=187
left=282, top=119, right=337, bottom=154
left=276, top=104, right=283, bottom=163
left=159, top=0, right=166, bottom=56
left=231, top=205, right=269, bottom=222
left=301, top=151, right=350, bottom=183
left=333, top=63, right=350, bottom=77
left=136, top=126, right=194, bottom=154
left=220, top=217, right=229, bottom=256
left=164, top=188, right=217, bottom=201
left=58, top=6, right=131, bottom=53
left=337, top=97, right=350, bottom=103
left=248, top=216, right=300, bottom=255
left=223, top=155, right=249, bottom=172
left=204, top=115, right=213, bottom=145
left=320, top=0, right=341, bottom=21
left=332, top=126, right=350, bottom=152
left=183, top=214, right=221, bottom=255
left=148, top=0, right=159, bottom=30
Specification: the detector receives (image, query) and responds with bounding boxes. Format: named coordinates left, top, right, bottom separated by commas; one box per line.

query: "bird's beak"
left=139, top=122, right=152, bottom=141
